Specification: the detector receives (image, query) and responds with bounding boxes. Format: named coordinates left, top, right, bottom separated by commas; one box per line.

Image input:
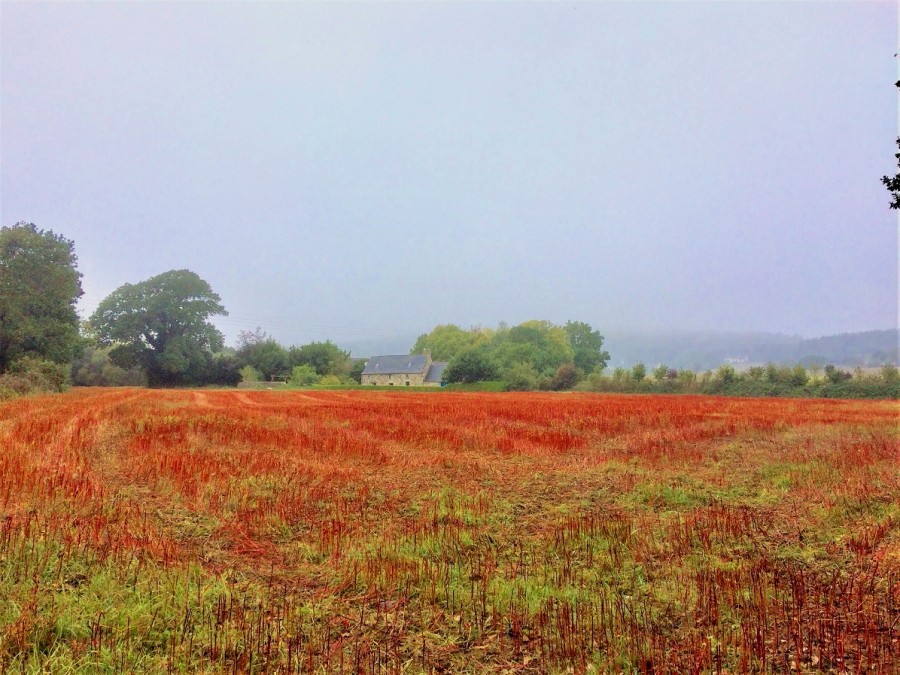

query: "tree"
left=0, top=222, right=83, bottom=371
left=883, top=80, right=900, bottom=209
left=411, top=324, right=491, bottom=362
left=237, top=326, right=269, bottom=349
left=631, top=362, right=646, bottom=381
left=289, top=340, right=350, bottom=377
left=489, top=322, right=574, bottom=375
left=238, top=339, right=290, bottom=381
left=348, top=358, right=366, bottom=384
left=444, top=347, right=499, bottom=383
left=563, top=321, right=610, bottom=373
left=90, top=269, right=227, bottom=386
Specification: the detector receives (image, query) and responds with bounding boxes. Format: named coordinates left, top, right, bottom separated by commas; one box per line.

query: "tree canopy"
left=0, top=222, right=83, bottom=371
left=90, top=269, right=227, bottom=386
left=489, top=321, right=574, bottom=375
left=238, top=339, right=290, bottom=381
left=563, top=320, right=610, bottom=373
left=289, top=340, right=351, bottom=377
left=443, top=347, right=499, bottom=384
left=410, top=324, right=492, bottom=361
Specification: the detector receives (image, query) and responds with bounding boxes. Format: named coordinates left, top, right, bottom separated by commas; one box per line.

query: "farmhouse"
left=361, top=350, right=447, bottom=386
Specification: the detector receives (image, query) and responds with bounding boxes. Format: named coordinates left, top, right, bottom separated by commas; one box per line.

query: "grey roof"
left=425, top=362, right=448, bottom=383
left=362, top=354, right=428, bottom=375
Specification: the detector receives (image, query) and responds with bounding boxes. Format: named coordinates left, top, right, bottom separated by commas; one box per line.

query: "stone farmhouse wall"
left=361, top=372, right=433, bottom=386
left=361, top=351, right=440, bottom=386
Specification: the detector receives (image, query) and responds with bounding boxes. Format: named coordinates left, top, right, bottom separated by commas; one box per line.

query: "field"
left=0, top=389, right=897, bottom=673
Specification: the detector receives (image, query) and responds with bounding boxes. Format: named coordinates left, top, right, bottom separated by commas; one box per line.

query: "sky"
left=2, top=1, right=897, bottom=350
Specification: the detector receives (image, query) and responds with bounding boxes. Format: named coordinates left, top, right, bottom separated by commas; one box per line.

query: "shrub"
left=289, top=365, right=320, bottom=387
left=549, top=363, right=579, bottom=390
left=824, top=364, right=852, bottom=384
left=9, top=355, right=70, bottom=391
left=504, top=362, right=540, bottom=391
left=716, top=364, right=736, bottom=385
left=0, top=356, right=70, bottom=398
left=0, top=375, right=34, bottom=400
left=789, top=364, right=809, bottom=387
left=239, top=365, right=262, bottom=383
left=72, top=346, right=146, bottom=387
left=445, top=348, right=499, bottom=384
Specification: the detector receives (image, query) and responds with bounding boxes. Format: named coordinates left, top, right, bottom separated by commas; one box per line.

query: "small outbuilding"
left=360, top=350, right=447, bottom=386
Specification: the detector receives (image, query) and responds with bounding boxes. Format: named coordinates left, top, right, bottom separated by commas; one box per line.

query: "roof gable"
left=425, top=362, right=448, bottom=383
left=362, top=354, right=428, bottom=375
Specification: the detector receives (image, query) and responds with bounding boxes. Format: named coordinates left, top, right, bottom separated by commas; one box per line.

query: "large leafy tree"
left=488, top=321, right=574, bottom=375
left=90, top=269, right=227, bottom=386
left=289, top=340, right=350, bottom=377
left=563, top=320, right=610, bottom=373
left=0, top=222, right=83, bottom=371
left=411, top=324, right=491, bottom=362
left=444, top=347, right=499, bottom=383
left=238, top=339, right=290, bottom=381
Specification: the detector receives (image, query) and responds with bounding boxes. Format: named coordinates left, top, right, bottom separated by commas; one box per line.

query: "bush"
left=716, top=365, right=736, bottom=384
left=504, top=362, right=540, bottom=391
left=445, top=348, right=499, bottom=384
left=824, top=364, right=852, bottom=384
left=239, top=365, right=262, bottom=384
left=789, top=364, right=809, bottom=387
left=289, top=364, right=320, bottom=387
left=0, top=355, right=71, bottom=398
left=72, top=346, right=146, bottom=387
left=10, top=355, right=70, bottom=391
left=549, top=363, right=579, bottom=390
left=0, top=375, right=35, bottom=400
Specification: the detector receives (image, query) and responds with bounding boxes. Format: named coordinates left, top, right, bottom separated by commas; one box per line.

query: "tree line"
left=0, top=222, right=358, bottom=397
left=412, top=321, right=609, bottom=390
left=575, top=361, right=900, bottom=399
left=1, top=221, right=897, bottom=399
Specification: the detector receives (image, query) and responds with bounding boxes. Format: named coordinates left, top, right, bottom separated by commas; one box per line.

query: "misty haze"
left=2, top=2, right=897, bottom=354
left=1, top=3, right=898, bottom=673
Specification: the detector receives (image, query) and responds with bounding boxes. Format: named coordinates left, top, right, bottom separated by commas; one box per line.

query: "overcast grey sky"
left=2, top=1, right=897, bottom=348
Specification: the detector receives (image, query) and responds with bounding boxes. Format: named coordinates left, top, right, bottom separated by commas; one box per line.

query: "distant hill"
left=603, top=329, right=898, bottom=370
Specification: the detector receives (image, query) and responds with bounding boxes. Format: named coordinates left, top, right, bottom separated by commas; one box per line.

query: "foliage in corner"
left=0, top=222, right=83, bottom=372
left=883, top=79, right=900, bottom=209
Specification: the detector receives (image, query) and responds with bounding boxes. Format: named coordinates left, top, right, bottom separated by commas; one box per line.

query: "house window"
left=405, top=381, right=410, bottom=386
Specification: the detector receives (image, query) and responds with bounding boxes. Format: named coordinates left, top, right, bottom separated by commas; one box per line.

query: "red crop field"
left=1, top=389, right=897, bottom=673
